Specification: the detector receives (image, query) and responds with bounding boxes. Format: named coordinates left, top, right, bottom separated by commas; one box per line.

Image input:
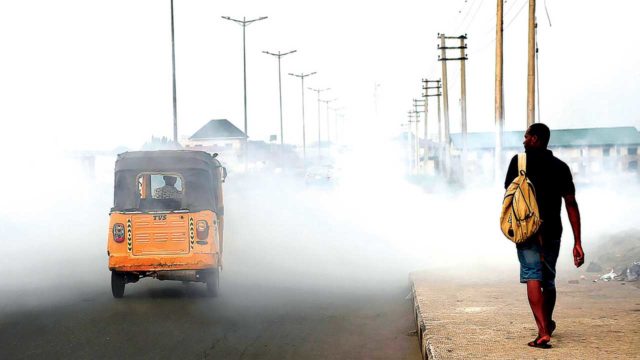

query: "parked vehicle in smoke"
left=304, top=164, right=338, bottom=186
left=107, top=150, right=226, bottom=298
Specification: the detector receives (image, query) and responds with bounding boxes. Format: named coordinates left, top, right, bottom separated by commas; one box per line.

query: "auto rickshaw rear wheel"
left=205, top=268, right=219, bottom=297
left=111, top=271, right=126, bottom=298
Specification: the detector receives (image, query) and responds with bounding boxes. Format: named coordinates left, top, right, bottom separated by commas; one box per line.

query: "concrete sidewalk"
left=410, top=271, right=640, bottom=359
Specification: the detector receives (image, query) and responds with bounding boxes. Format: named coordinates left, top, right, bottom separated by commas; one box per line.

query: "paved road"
left=0, top=172, right=421, bottom=360
left=1, top=276, right=418, bottom=359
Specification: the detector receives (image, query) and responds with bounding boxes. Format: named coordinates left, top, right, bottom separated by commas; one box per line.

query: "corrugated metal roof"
left=450, top=126, right=640, bottom=149
left=189, top=119, right=247, bottom=140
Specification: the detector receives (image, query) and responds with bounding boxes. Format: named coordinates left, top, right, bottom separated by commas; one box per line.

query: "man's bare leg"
left=526, top=280, right=550, bottom=343
left=542, top=287, right=557, bottom=335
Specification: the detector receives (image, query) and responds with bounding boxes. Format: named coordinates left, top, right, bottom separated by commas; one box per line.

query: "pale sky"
left=0, top=0, right=638, bottom=152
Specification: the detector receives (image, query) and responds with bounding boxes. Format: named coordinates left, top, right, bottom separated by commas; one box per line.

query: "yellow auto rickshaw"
left=107, top=150, right=226, bottom=298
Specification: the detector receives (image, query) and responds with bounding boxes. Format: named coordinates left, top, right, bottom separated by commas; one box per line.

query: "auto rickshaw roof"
left=115, top=150, right=221, bottom=172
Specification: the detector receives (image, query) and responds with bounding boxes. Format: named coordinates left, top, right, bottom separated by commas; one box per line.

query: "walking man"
left=504, top=123, right=584, bottom=348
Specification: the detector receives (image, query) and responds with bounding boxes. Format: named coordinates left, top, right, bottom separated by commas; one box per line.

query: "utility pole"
left=289, top=72, right=316, bottom=164
left=422, top=80, right=444, bottom=174
left=422, top=79, right=441, bottom=173
left=413, top=99, right=425, bottom=173
left=170, top=0, right=178, bottom=143
left=424, top=79, right=442, bottom=147
left=405, top=113, right=416, bottom=173
left=221, top=16, right=268, bottom=137
left=495, top=0, right=505, bottom=180
left=438, top=34, right=451, bottom=178
left=527, top=0, right=536, bottom=126
left=438, top=33, right=468, bottom=180
left=459, top=35, right=468, bottom=147
left=263, top=50, right=297, bottom=145
left=308, top=87, right=330, bottom=157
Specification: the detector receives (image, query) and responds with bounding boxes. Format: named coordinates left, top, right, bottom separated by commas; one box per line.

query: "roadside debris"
left=625, top=262, right=640, bottom=281
left=593, top=262, right=640, bottom=282
left=594, top=269, right=617, bottom=282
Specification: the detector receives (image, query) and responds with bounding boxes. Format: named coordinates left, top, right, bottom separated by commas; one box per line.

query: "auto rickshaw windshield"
left=134, top=173, right=185, bottom=211
left=112, top=151, right=223, bottom=214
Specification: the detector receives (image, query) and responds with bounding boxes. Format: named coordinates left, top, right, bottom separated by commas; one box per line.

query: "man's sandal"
left=527, top=336, right=552, bottom=349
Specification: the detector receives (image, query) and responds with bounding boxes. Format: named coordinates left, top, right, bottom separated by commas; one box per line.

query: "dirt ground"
left=411, top=270, right=640, bottom=360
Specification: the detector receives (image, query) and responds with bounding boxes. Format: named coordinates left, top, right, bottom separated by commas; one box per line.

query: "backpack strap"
left=517, top=153, right=527, bottom=176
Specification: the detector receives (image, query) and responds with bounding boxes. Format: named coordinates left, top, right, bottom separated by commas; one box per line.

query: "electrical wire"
left=505, top=0, right=528, bottom=29
left=445, top=0, right=472, bottom=34
left=458, top=0, right=479, bottom=29
left=478, top=0, right=522, bottom=38
left=543, top=0, right=552, bottom=27
left=462, top=0, right=486, bottom=33
left=504, top=0, right=524, bottom=18
left=468, top=0, right=527, bottom=56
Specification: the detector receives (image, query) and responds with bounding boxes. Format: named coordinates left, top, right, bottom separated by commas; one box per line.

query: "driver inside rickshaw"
left=153, top=175, right=182, bottom=199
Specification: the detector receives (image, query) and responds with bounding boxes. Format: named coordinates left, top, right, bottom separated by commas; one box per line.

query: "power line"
left=505, top=0, right=525, bottom=18
left=462, top=0, right=486, bottom=33
left=456, top=0, right=479, bottom=32
left=543, top=0, right=553, bottom=27
left=478, top=0, right=523, bottom=38
left=467, top=0, right=529, bottom=56
left=505, top=0, right=528, bottom=29
left=446, top=0, right=474, bottom=33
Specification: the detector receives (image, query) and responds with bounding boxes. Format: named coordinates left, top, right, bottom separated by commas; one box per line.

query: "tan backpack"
left=500, top=153, right=542, bottom=244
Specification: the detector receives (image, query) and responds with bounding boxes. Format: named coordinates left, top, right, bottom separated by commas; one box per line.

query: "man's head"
left=524, top=123, right=550, bottom=151
left=163, top=175, right=177, bottom=186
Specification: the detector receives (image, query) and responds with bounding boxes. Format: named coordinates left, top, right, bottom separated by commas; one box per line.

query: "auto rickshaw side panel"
left=107, top=210, right=220, bottom=272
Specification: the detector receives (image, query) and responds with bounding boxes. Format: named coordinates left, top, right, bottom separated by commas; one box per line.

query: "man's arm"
left=564, top=194, right=583, bottom=267
left=504, top=156, right=518, bottom=189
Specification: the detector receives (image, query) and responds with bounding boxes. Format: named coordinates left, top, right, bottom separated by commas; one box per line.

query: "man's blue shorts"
left=516, top=238, right=561, bottom=289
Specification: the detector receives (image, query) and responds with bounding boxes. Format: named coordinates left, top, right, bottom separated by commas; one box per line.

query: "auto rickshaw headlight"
left=112, top=223, right=125, bottom=243
left=196, top=220, right=209, bottom=240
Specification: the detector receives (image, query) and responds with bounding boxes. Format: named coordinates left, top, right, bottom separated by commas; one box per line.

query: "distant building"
left=184, top=119, right=301, bottom=169
left=184, top=119, right=247, bottom=160
left=450, top=126, right=640, bottom=180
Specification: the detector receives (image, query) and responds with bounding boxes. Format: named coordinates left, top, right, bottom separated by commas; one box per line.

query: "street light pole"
left=308, top=87, right=330, bottom=157
left=263, top=50, right=296, bottom=145
left=221, top=16, right=268, bottom=137
left=289, top=72, right=316, bottom=164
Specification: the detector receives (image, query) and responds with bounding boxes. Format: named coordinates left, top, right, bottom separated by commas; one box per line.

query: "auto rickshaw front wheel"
left=205, top=268, right=219, bottom=297
left=111, top=271, right=126, bottom=298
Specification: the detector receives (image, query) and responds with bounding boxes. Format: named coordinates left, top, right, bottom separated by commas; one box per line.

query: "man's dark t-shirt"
left=504, top=148, right=575, bottom=241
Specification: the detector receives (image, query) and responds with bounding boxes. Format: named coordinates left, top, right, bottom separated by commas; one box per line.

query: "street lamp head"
left=265, top=50, right=297, bottom=57
left=289, top=72, right=316, bottom=78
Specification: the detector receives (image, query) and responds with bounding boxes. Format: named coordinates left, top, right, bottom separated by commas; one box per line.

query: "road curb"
left=410, top=278, right=438, bottom=360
